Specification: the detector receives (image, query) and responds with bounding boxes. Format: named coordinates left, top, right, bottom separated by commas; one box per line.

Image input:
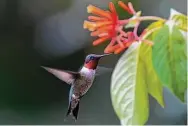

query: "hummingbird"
left=42, top=53, right=112, bottom=121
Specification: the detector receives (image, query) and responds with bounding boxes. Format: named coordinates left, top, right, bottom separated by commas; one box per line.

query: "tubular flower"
left=118, top=1, right=135, bottom=15
left=83, top=1, right=135, bottom=54
left=83, top=2, right=119, bottom=46
left=83, top=1, right=160, bottom=54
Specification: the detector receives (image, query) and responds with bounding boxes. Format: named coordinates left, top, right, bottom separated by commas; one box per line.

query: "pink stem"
left=110, top=38, right=116, bottom=45
left=119, top=30, right=127, bottom=37
left=138, top=16, right=166, bottom=21
left=118, top=19, right=129, bottom=25
left=127, top=32, right=134, bottom=41
left=117, top=34, right=125, bottom=47
left=119, top=16, right=165, bottom=26
left=116, top=26, right=127, bottom=38
left=133, top=22, right=140, bottom=40
left=120, top=36, right=127, bottom=42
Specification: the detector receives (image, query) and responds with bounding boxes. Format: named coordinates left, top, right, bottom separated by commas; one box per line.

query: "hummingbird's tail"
left=65, top=101, right=80, bottom=121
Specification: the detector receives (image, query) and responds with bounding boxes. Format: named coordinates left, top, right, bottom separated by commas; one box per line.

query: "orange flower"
left=84, top=2, right=118, bottom=46
left=118, top=1, right=135, bottom=14
left=83, top=1, right=141, bottom=54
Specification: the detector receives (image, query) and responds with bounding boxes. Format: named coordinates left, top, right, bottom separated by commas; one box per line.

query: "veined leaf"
left=152, top=25, right=187, bottom=102
left=111, top=42, right=149, bottom=125
left=111, top=42, right=165, bottom=125
left=146, top=20, right=165, bottom=31
left=141, top=21, right=165, bottom=40
left=140, top=43, right=164, bottom=108
left=169, top=8, right=188, bottom=31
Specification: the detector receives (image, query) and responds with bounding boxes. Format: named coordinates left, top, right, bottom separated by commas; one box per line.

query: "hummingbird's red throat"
left=84, top=60, right=98, bottom=69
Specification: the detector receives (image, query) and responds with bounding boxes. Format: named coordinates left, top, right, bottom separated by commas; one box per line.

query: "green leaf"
left=140, top=42, right=164, bottom=108
left=111, top=42, right=149, bottom=125
left=141, top=21, right=165, bottom=42
left=169, top=9, right=188, bottom=31
left=152, top=25, right=187, bottom=102
left=111, top=41, right=165, bottom=125
left=146, top=20, right=165, bottom=31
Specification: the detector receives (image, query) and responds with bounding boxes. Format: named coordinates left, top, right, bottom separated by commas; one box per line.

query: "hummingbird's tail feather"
left=64, top=103, right=72, bottom=122
left=66, top=103, right=72, bottom=117
left=72, top=101, right=80, bottom=121
left=65, top=101, right=80, bottom=121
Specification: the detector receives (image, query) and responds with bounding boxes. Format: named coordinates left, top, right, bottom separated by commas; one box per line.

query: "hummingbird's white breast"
left=76, top=66, right=96, bottom=96
left=80, top=67, right=96, bottom=79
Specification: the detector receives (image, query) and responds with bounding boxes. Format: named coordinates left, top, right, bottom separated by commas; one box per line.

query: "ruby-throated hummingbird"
left=42, top=53, right=112, bottom=121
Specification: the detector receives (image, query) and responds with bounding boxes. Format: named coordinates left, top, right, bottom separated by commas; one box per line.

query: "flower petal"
left=109, top=2, right=117, bottom=14
left=97, top=25, right=113, bottom=32
left=96, top=21, right=112, bottom=27
left=114, top=40, right=135, bottom=54
left=88, top=16, right=108, bottom=21
left=104, top=44, right=119, bottom=53
left=83, top=20, right=97, bottom=31
left=98, top=33, right=109, bottom=37
left=87, top=5, right=112, bottom=19
left=128, top=2, right=136, bottom=14
left=93, top=36, right=110, bottom=46
left=114, top=47, right=125, bottom=54
left=118, top=1, right=133, bottom=14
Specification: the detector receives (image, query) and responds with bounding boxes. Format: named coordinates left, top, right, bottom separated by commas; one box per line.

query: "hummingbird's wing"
left=41, top=66, right=80, bottom=85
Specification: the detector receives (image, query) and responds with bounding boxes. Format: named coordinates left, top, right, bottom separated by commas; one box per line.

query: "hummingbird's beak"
left=97, top=53, right=113, bottom=58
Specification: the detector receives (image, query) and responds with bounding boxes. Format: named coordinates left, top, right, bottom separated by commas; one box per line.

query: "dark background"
left=0, top=0, right=187, bottom=125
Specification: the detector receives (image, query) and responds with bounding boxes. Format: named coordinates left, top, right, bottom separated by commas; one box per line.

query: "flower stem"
left=138, top=16, right=166, bottom=22
left=119, top=16, right=166, bottom=25
left=118, top=29, right=127, bottom=37
left=118, top=19, right=129, bottom=25
left=133, top=22, right=140, bottom=40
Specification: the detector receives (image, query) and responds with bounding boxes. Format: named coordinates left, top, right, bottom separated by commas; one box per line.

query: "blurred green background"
left=0, top=0, right=187, bottom=125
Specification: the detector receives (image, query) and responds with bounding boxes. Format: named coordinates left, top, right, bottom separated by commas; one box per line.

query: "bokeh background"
left=0, top=0, right=187, bottom=125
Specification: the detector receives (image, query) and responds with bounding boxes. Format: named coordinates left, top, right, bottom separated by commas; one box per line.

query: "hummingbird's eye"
left=90, top=56, right=94, bottom=60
